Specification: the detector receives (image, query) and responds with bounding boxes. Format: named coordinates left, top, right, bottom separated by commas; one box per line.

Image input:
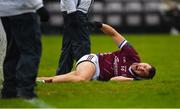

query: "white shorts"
left=76, top=54, right=100, bottom=80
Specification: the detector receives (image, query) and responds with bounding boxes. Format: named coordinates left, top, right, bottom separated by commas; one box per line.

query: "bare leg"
left=37, top=61, right=96, bottom=83
left=36, top=73, right=76, bottom=83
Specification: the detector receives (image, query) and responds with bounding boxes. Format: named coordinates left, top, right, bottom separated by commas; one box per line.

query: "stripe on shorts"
left=87, top=55, right=94, bottom=61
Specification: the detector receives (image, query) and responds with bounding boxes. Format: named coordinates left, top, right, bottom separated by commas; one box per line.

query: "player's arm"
left=110, top=76, right=134, bottom=81
left=100, top=24, right=125, bottom=46
left=91, top=22, right=125, bottom=46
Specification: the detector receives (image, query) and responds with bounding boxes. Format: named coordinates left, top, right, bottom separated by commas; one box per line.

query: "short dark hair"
left=148, top=65, right=156, bottom=79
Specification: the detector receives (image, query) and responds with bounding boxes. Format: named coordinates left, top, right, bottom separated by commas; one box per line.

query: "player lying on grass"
left=37, top=22, right=156, bottom=83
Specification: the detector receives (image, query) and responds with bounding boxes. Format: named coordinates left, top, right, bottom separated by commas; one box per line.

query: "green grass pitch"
left=0, top=34, right=180, bottom=108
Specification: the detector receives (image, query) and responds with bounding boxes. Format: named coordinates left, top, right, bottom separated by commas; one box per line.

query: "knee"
left=74, top=72, right=89, bottom=82
left=77, top=76, right=88, bottom=82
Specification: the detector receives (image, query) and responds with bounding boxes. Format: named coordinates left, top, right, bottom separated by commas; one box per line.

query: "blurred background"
left=42, top=0, right=180, bottom=34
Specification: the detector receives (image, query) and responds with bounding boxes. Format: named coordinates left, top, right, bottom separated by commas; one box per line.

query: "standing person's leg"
left=56, top=31, right=74, bottom=75
left=11, top=13, right=42, bottom=99
left=1, top=17, right=19, bottom=98
left=56, top=13, right=74, bottom=75
left=71, top=11, right=91, bottom=61
left=0, top=18, right=6, bottom=97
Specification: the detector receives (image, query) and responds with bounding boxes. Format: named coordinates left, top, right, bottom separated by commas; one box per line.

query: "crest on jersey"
left=113, top=56, right=119, bottom=76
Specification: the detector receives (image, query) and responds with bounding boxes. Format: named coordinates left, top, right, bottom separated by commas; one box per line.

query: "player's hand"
left=37, top=7, right=50, bottom=22
left=87, top=21, right=103, bottom=32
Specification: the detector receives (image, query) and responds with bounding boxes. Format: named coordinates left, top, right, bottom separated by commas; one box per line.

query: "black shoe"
left=1, top=89, right=17, bottom=99
left=1, top=92, right=17, bottom=99
left=17, top=91, right=37, bottom=99
left=1, top=94, right=17, bottom=99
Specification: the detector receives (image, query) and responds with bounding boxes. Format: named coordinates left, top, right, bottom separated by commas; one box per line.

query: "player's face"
left=131, top=63, right=151, bottom=78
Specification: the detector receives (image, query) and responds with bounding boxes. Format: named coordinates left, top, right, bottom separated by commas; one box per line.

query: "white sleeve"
left=24, top=0, right=44, bottom=10
left=61, top=0, right=77, bottom=14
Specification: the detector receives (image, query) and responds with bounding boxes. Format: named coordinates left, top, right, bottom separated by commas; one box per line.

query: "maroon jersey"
left=98, top=40, right=141, bottom=81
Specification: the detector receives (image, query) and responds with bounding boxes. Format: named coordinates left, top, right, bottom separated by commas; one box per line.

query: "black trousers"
left=56, top=11, right=91, bottom=75
left=1, top=13, right=42, bottom=98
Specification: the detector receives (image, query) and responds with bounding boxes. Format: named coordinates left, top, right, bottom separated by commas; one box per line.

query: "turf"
left=0, top=34, right=180, bottom=108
